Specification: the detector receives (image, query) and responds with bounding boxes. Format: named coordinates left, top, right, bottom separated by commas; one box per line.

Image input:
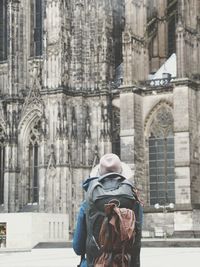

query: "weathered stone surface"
left=175, top=167, right=191, bottom=204
left=174, top=132, right=190, bottom=166
left=0, top=0, right=199, bottom=237
left=173, top=85, right=189, bottom=131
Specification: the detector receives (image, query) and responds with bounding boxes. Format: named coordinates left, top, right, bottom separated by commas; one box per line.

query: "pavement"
left=32, top=238, right=200, bottom=249
left=0, top=247, right=200, bottom=267
left=141, top=237, right=200, bottom=247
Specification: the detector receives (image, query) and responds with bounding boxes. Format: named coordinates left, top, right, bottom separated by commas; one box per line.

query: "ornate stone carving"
left=28, top=120, right=41, bottom=145
left=71, top=106, right=77, bottom=138
left=100, top=103, right=110, bottom=139
left=46, top=144, right=56, bottom=177
left=40, top=111, right=48, bottom=137
left=85, top=105, right=91, bottom=139
left=149, top=106, right=173, bottom=138
left=156, top=107, right=173, bottom=128
left=19, top=73, right=44, bottom=133
left=21, top=73, right=44, bottom=117
left=111, top=106, right=120, bottom=154
left=56, top=102, right=62, bottom=137
left=56, top=102, right=68, bottom=139
left=144, top=100, right=173, bottom=133
left=63, top=102, right=68, bottom=137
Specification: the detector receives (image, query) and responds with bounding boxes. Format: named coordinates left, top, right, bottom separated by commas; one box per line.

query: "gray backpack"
left=85, top=172, right=136, bottom=267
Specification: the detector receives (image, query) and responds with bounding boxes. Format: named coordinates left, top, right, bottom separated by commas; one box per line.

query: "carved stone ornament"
left=46, top=144, right=56, bottom=178
left=123, top=28, right=132, bottom=43
left=29, top=120, right=41, bottom=145
left=100, top=103, right=110, bottom=139
left=85, top=106, right=91, bottom=139
left=71, top=106, right=77, bottom=138
left=150, top=107, right=173, bottom=138
left=156, top=107, right=173, bottom=128
left=21, top=74, right=43, bottom=117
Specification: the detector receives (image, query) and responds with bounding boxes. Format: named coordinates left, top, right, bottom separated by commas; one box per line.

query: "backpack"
left=85, top=172, right=137, bottom=267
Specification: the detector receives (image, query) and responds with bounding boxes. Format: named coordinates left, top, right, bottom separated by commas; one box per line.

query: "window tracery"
left=148, top=106, right=175, bottom=205
left=28, top=120, right=41, bottom=203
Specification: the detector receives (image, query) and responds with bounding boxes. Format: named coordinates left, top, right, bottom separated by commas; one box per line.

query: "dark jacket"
left=73, top=177, right=98, bottom=267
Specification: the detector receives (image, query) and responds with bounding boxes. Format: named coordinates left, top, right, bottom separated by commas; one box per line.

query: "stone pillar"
left=85, top=138, right=89, bottom=165
left=122, top=30, right=133, bottom=86
left=173, top=79, right=192, bottom=206
left=46, top=0, right=62, bottom=89
left=173, top=78, right=198, bottom=234
left=120, top=90, right=135, bottom=171
left=7, top=0, right=21, bottom=96
left=176, top=21, right=185, bottom=78
left=123, top=0, right=149, bottom=83
left=4, top=142, right=18, bottom=212
left=38, top=138, right=46, bottom=212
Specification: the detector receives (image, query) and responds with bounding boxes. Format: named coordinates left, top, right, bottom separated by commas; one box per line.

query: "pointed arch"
left=18, top=107, right=43, bottom=135
left=144, top=99, right=173, bottom=137
left=18, top=109, right=43, bottom=206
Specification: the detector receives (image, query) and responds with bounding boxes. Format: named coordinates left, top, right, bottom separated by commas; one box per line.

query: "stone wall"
left=0, top=0, right=200, bottom=237
left=133, top=93, right=145, bottom=197
left=188, top=82, right=200, bottom=204
left=0, top=213, right=69, bottom=249
left=173, top=80, right=191, bottom=205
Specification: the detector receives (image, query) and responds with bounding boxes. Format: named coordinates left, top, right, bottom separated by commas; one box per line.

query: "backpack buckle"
left=108, top=199, right=120, bottom=207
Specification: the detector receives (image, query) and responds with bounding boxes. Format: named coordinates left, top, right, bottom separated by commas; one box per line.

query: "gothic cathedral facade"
left=0, top=0, right=200, bottom=237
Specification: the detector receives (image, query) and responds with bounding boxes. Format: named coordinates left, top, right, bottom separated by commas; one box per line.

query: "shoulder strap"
left=86, top=173, right=135, bottom=203
left=98, top=172, right=127, bottom=182
left=98, top=172, right=135, bottom=189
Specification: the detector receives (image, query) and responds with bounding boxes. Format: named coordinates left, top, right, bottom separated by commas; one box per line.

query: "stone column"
left=120, top=90, right=135, bottom=171
left=4, top=142, right=18, bottom=212
left=38, top=138, right=46, bottom=212
left=7, top=0, right=21, bottom=96
left=173, top=79, right=195, bottom=234
left=176, top=21, right=185, bottom=78
left=173, top=79, right=191, bottom=205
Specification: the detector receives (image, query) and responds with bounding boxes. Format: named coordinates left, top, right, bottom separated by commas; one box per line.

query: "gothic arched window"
left=30, top=0, right=43, bottom=57
left=28, top=121, right=40, bottom=203
left=148, top=107, right=175, bottom=205
left=0, top=126, right=5, bottom=205
left=0, top=0, right=7, bottom=61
